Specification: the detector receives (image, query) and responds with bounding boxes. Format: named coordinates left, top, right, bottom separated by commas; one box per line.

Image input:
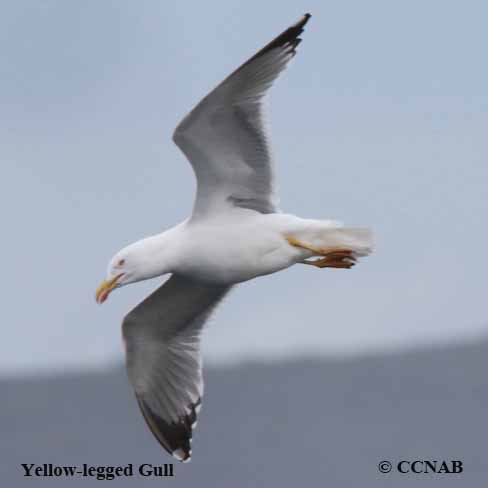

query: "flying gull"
left=96, top=13, right=373, bottom=462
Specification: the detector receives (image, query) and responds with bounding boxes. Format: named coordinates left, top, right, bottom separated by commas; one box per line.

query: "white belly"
left=174, top=214, right=301, bottom=284
left=171, top=211, right=372, bottom=285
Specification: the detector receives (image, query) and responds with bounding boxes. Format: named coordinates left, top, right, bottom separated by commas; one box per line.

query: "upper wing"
left=122, top=274, right=231, bottom=462
left=173, top=14, right=311, bottom=218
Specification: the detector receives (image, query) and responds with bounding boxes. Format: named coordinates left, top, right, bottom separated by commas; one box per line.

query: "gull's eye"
left=118, top=259, right=125, bottom=266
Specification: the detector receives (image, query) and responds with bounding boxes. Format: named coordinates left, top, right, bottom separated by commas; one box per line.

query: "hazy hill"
left=2, top=341, right=487, bottom=486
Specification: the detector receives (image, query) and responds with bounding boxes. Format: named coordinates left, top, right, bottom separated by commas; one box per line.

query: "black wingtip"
left=214, top=13, right=313, bottom=87
left=292, top=13, right=311, bottom=31
left=248, top=13, right=312, bottom=63
left=136, top=395, right=201, bottom=463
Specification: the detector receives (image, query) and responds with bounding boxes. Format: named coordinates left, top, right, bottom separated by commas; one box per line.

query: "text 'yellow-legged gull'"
left=96, top=13, right=373, bottom=462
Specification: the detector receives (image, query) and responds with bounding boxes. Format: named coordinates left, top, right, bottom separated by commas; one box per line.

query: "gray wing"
left=122, top=275, right=231, bottom=462
left=173, top=14, right=311, bottom=218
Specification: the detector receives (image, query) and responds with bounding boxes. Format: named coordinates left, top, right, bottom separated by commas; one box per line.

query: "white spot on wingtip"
left=195, top=404, right=202, bottom=415
left=172, top=448, right=187, bottom=462
left=191, top=420, right=198, bottom=429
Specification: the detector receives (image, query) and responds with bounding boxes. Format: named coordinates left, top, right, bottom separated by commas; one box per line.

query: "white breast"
left=174, top=213, right=299, bottom=284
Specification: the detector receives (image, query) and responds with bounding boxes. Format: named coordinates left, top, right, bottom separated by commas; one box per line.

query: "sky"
left=2, top=0, right=488, bottom=376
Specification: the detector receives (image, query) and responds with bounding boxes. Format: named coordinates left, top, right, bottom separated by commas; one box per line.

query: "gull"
left=95, top=13, right=373, bottom=462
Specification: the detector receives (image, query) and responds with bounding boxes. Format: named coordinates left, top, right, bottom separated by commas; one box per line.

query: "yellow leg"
left=286, top=236, right=357, bottom=269
left=286, top=236, right=350, bottom=255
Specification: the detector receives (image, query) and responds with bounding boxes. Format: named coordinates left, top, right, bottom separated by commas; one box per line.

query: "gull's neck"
left=128, top=224, right=184, bottom=282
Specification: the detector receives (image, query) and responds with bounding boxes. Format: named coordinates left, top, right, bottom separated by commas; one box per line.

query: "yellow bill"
left=95, top=273, right=123, bottom=304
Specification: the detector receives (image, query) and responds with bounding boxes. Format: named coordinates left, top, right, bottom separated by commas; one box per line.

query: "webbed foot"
left=286, top=236, right=357, bottom=269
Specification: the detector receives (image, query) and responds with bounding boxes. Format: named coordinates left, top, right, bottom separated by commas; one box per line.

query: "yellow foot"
left=286, top=236, right=357, bottom=269
left=302, top=251, right=356, bottom=269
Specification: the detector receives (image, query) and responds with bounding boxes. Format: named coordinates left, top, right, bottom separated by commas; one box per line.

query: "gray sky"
left=2, top=0, right=488, bottom=375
